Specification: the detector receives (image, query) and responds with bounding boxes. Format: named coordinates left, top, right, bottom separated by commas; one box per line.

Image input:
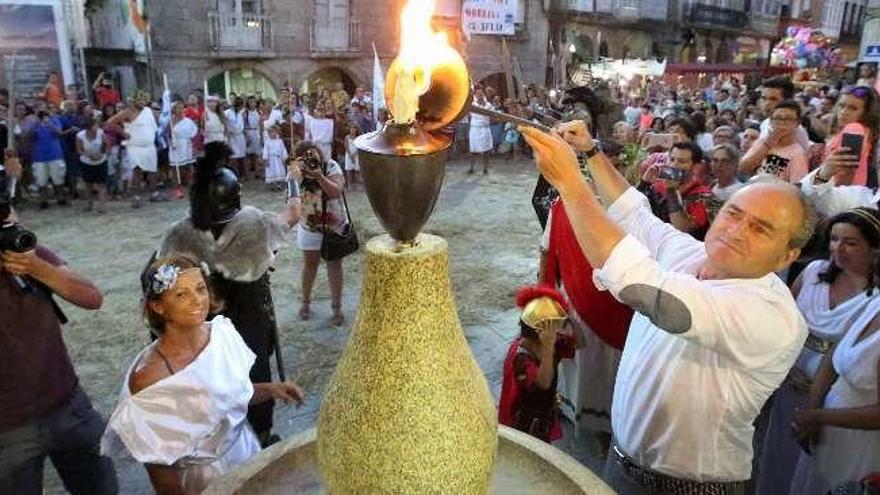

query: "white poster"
left=0, top=0, right=74, bottom=101
left=462, top=0, right=517, bottom=38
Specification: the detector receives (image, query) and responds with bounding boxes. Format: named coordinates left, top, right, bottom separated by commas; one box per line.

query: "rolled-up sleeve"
left=606, top=187, right=701, bottom=264
left=594, top=235, right=799, bottom=368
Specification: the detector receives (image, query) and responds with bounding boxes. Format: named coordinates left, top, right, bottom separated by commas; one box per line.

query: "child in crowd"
left=498, top=285, right=578, bottom=443
left=343, top=123, right=360, bottom=187
left=262, top=124, right=288, bottom=190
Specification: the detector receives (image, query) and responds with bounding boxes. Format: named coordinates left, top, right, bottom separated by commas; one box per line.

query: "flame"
left=389, top=0, right=447, bottom=124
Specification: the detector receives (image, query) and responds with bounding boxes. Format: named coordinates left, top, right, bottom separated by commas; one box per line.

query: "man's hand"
left=3, top=150, right=22, bottom=179
left=641, top=163, right=661, bottom=183
left=519, top=126, right=581, bottom=195
left=300, top=162, right=323, bottom=180
left=791, top=408, right=823, bottom=453
left=0, top=249, right=49, bottom=278
left=553, top=120, right=595, bottom=152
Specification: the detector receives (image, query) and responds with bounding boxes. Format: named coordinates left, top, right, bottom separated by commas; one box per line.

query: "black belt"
left=610, top=444, right=746, bottom=495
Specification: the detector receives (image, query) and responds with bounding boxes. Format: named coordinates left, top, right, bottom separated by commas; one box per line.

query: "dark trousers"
left=602, top=454, right=748, bottom=495
left=0, top=386, right=118, bottom=495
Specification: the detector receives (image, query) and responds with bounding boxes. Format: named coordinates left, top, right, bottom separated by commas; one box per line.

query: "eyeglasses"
left=770, top=116, right=799, bottom=123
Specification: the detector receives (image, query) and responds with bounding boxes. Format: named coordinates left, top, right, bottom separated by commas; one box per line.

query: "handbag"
left=320, top=186, right=359, bottom=261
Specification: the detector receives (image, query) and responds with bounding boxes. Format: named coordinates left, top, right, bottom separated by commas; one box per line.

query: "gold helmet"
left=516, top=285, right=568, bottom=331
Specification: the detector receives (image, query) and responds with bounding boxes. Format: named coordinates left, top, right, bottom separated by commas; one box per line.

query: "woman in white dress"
left=225, top=97, right=247, bottom=179
left=790, top=293, right=880, bottom=494
left=101, top=254, right=304, bottom=494
left=106, top=91, right=158, bottom=207
left=243, top=96, right=263, bottom=180
left=203, top=95, right=226, bottom=146
left=468, top=87, right=494, bottom=175
left=343, top=122, right=360, bottom=187
left=304, top=101, right=335, bottom=163
left=757, top=207, right=880, bottom=494
left=169, top=101, right=199, bottom=197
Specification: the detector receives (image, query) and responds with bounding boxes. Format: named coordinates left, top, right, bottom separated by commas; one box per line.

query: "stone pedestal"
left=316, top=234, right=498, bottom=493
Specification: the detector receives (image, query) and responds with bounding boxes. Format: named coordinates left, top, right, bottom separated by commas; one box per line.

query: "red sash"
left=543, top=200, right=633, bottom=350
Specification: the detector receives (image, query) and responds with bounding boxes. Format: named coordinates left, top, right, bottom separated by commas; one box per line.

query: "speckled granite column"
left=317, top=234, right=498, bottom=494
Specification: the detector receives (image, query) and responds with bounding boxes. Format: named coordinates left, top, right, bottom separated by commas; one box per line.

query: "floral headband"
left=147, top=262, right=211, bottom=297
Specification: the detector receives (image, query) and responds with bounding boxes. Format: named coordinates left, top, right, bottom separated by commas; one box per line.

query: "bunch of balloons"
left=771, top=26, right=842, bottom=69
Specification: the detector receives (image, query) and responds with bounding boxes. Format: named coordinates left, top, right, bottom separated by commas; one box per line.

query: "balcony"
left=686, top=2, right=748, bottom=30
left=615, top=0, right=639, bottom=18
left=310, top=18, right=361, bottom=56
left=749, top=11, right=779, bottom=35
left=208, top=11, right=273, bottom=52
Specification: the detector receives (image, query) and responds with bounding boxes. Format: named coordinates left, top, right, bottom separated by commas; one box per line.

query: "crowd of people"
left=3, top=67, right=880, bottom=495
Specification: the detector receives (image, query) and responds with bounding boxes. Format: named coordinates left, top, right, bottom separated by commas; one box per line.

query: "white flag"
left=372, top=43, right=386, bottom=125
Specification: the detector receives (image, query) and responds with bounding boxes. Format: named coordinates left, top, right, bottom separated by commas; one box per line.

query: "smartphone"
left=658, top=166, right=686, bottom=182
left=646, top=133, right=675, bottom=150
left=842, top=132, right=864, bottom=158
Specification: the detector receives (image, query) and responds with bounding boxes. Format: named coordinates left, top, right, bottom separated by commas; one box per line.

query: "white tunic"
left=305, top=114, right=334, bottom=160
left=757, top=260, right=876, bottom=495
left=344, top=136, right=359, bottom=171
left=594, top=187, right=807, bottom=482
left=225, top=109, right=246, bottom=159
left=101, top=316, right=260, bottom=494
left=790, top=297, right=880, bottom=494
left=126, top=107, right=158, bottom=173
left=262, top=137, right=288, bottom=184
left=800, top=168, right=880, bottom=217
left=169, top=117, right=198, bottom=167
left=204, top=110, right=225, bottom=145
left=468, top=101, right=494, bottom=154
left=243, top=109, right=262, bottom=155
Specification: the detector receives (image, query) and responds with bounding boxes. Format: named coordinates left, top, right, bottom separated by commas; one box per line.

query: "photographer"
left=290, top=141, right=348, bottom=326
left=637, top=141, right=712, bottom=239
left=0, top=172, right=117, bottom=494
left=27, top=104, right=68, bottom=208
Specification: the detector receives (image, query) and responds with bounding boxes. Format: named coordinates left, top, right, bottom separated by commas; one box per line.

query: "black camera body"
left=658, top=166, right=686, bottom=183
left=303, top=154, right=322, bottom=172
left=0, top=223, right=37, bottom=253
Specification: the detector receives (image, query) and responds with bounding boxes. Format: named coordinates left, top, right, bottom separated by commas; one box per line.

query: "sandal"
left=299, top=301, right=311, bottom=321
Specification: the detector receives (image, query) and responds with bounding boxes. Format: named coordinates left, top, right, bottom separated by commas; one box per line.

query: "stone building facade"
left=85, top=0, right=550, bottom=101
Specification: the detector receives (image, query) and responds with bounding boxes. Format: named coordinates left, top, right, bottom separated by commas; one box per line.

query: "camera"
left=658, top=166, right=686, bottom=182
left=303, top=154, right=322, bottom=172
left=0, top=223, right=37, bottom=253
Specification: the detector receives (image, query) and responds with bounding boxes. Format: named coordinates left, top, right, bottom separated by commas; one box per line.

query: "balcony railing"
left=208, top=11, right=273, bottom=51
left=615, top=0, right=639, bottom=18
left=687, top=3, right=748, bottom=29
left=310, top=18, right=361, bottom=53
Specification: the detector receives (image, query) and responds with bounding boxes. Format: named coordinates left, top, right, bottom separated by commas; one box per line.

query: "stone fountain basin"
left=204, top=426, right=613, bottom=494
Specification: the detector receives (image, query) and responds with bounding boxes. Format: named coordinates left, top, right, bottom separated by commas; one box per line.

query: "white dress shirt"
left=800, top=168, right=879, bottom=217
left=593, top=187, right=807, bottom=482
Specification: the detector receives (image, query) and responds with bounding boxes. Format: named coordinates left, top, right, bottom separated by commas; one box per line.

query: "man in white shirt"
left=519, top=121, right=812, bottom=493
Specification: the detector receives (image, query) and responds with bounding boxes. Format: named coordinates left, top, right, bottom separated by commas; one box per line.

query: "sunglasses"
left=847, top=86, right=874, bottom=100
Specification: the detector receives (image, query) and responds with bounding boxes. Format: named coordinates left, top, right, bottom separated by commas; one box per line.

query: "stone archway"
left=297, top=65, right=363, bottom=98
left=205, top=61, right=284, bottom=91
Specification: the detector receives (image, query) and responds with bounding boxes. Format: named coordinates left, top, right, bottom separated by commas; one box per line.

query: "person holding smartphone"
left=821, top=86, right=879, bottom=187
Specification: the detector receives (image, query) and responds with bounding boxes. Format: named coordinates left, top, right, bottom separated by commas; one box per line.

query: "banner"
left=0, top=0, right=74, bottom=102
left=462, top=0, right=516, bottom=39
left=372, top=43, right=386, bottom=124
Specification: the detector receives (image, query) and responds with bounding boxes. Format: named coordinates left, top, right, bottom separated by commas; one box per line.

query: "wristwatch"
left=584, top=145, right=601, bottom=159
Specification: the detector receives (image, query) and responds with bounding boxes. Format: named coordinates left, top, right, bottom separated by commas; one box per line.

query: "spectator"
left=759, top=76, right=811, bottom=152
left=290, top=141, right=348, bottom=326
left=639, top=141, right=712, bottom=239
left=741, top=123, right=761, bottom=154
left=203, top=95, right=226, bottom=145
left=41, top=72, right=63, bottom=107
left=741, top=100, right=810, bottom=183
left=304, top=100, right=334, bottom=164
left=709, top=143, right=744, bottom=204
left=225, top=97, right=247, bottom=178
left=75, top=116, right=109, bottom=213
left=343, top=122, right=360, bottom=187
left=712, top=125, right=737, bottom=147
left=638, top=104, right=654, bottom=132
left=262, top=124, right=288, bottom=187
left=821, top=86, right=879, bottom=187
left=27, top=105, right=68, bottom=208
left=243, top=95, right=263, bottom=180
left=168, top=100, right=198, bottom=196
left=92, top=72, right=121, bottom=108
left=0, top=192, right=117, bottom=494
left=106, top=89, right=160, bottom=207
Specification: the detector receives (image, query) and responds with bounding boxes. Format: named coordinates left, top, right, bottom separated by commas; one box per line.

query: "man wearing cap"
left=520, top=121, right=812, bottom=493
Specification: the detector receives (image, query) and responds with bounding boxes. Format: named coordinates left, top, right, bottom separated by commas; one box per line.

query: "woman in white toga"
left=101, top=254, right=304, bottom=494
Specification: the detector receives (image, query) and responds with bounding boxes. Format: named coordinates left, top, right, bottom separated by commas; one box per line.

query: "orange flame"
left=389, top=0, right=451, bottom=124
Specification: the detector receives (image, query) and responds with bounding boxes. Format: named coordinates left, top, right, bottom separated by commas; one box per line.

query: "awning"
left=665, top=63, right=793, bottom=75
